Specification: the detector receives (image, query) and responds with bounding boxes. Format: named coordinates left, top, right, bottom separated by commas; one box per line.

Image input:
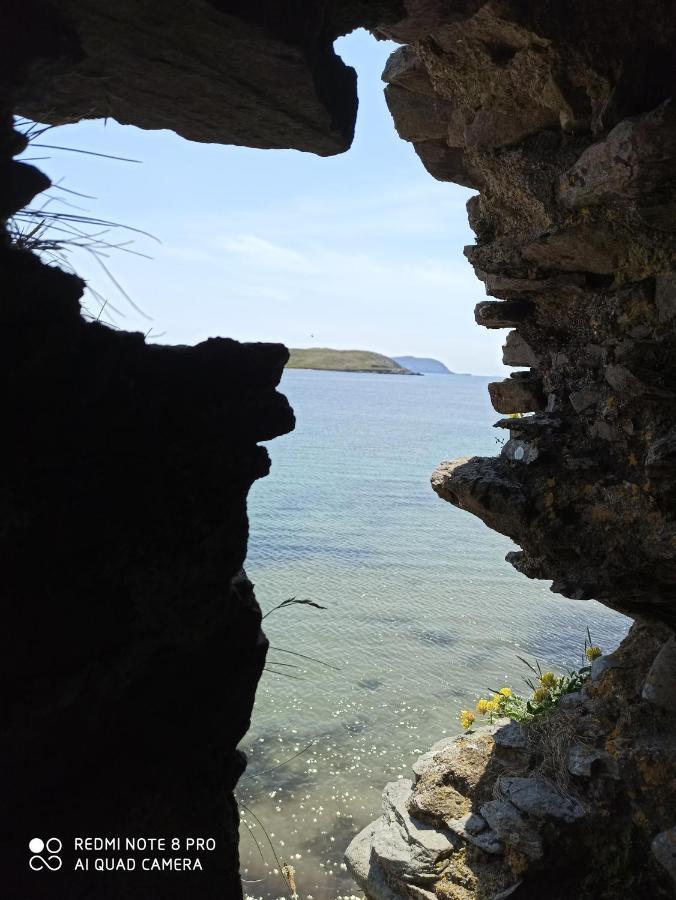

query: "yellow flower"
left=476, top=698, right=490, bottom=715
left=498, top=687, right=513, bottom=698
left=585, top=645, right=602, bottom=662
left=485, top=700, right=499, bottom=713
left=459, top=710, right=475, bottom=730
left=539, top=672, right=556, bottom=688
left=532, top=687, right=550, bottom=703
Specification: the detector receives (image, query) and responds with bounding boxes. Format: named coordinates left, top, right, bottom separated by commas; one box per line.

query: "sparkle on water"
left=238, top=369, right=629, bottom=900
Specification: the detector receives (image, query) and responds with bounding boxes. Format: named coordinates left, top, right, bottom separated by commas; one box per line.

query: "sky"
left=20, top=29, right=505, bottom=375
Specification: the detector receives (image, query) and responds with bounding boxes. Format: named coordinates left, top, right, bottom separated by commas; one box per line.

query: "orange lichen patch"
left=450, top=733, right=500, bottom=790
left=435, top=847, right=514, bottom=900
left=589, top=504, right=616, bottom=523
left=436, top=882, right=474, bottom=900
left=504, top=845, right=530, bottom=878
left=632, top=808, right=649, bottom=829
left=409, top=782, right=472, bottom=824
left=624, top=748, right=676, bottom=829
left=603, top=722, right=625, bottom=746
left=411, top=732, right=509, bottom=823
left=634, top=751, right=676, bottom=792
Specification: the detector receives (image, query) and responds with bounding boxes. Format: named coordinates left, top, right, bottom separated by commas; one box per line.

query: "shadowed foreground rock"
left=6, top=0, right=406, bottom=155
left=1, top=108, right=294, bottom=897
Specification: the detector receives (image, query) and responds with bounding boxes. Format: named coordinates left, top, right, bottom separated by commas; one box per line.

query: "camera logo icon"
left=29, top=837, right=62, bottom=871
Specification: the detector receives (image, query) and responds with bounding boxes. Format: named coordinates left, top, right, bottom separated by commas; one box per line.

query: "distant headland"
left=286, top=348, right=412, bottom=374
left=285, top=348, right=456, bottom=375
left=392, top=356, right=453, bottom=375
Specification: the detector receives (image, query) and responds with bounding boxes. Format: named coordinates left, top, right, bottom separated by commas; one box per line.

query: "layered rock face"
left=348, top=2, right=676, bottom=898
left=381, top=0, right=676, bottom=623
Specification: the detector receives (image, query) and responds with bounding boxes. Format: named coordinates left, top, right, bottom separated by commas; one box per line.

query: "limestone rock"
left=480, top=799, right=543, bottom=860
left=501, top=438, right=539, bottom=465
left=475, top=300, right=534, bottom=329
left=413, top=139, right=481, bottom=189
left=382, top=45, right=433, bottom=94
left=405, top=886, right=438, bottom=900
left=642, top=637, right=676, bottom=710
left=412, top=736, right=462, bottom=781
left=346, top=779, right=458, bottom=893
left=488, top=374, right=546, bottom=414
left=383, top=780, right=458, bottom=861
left=652, top=828, right=676, bottom=886
left=569, top=388, right=597, bottom=413
left=645, top=431, right=676, bottom=479
left=502, top=331, right=540, bottom=367
left=492, top=721, right=529, bottom=752
left=499, top=776, right=585, bottom=822
left=432, top=456, right=526, bottom=538
left=521, top=225, right=622, bottom=275
left=479, top=272, right=587, bottom=300
left=345, top=821, right=403, bottom=900
left=560, top=100, right=676, bottom=208
left=446, top=818, right=503, bottom=855
left=567, top=744, right=619, bottom=780
left=655, top=275, right=676, bottom=323
left=557, top=691, right=585, bottom=711
left=385, top=84, right=457, bottom=142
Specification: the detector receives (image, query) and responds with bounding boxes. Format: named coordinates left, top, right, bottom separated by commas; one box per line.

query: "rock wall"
left=348, top=1, right=676, bottom=897
left=380, top=0, right=676, bottom=624
left=1, top=114, right=296, bottom=898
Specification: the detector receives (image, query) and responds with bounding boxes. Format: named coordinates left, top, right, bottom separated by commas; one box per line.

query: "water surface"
left=239, top=370, right=629, bottom=900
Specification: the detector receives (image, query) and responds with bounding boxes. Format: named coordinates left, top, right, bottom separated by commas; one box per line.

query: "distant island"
left=392, top=356, right=453, bottom=375
left=286, top=348, right=413, bottom=374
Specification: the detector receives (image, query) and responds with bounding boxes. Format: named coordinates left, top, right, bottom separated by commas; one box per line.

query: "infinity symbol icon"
left=29, top=837, right=63, bottom=871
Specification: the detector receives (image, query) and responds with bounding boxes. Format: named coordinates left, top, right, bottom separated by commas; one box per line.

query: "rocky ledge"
left=346, top=623, right=676, bottom=899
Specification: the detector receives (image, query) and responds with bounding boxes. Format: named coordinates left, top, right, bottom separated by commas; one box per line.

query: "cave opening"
left=4, top=4, right=676, bottom=900
left=10, top=30, right=631, bottom=898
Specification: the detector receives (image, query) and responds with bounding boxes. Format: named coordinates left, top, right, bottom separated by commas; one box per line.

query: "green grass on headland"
left=286, top=348, right=412, bottom=374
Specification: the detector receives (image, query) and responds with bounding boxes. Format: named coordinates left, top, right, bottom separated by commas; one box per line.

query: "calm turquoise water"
left=238, top=369, right=629, bottom=900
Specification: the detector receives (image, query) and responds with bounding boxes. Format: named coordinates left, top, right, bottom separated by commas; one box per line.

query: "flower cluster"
left=459, top=709, right=475, bottom=730
left=458, top=633, right=604, bottom=729
left=460, top=686, right=521, bottom=729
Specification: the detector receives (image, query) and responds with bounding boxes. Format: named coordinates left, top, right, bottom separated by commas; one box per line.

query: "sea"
left=238, top=369, right=629, bottom=900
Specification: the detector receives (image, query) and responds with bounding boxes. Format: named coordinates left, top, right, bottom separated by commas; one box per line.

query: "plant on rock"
left=459, top=631, right=603, bottom=730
